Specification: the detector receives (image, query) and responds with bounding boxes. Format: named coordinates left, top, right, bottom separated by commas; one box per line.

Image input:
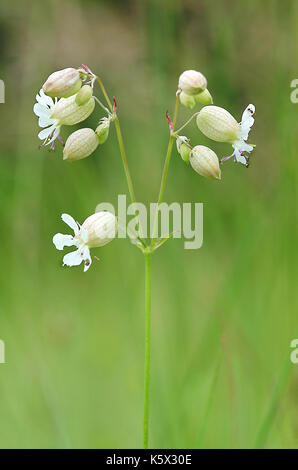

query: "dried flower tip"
left=176, top=136, right=191, bottom=163
left=178, top=70, right=207, bottom=96
left=63, top=128, right=99, bottom=161
left=190, top=145, right=221, bottom=180
left=196, top=105, right=240, bottom=143
left=51, top=94, right=95, bottom=126
left=43, top=68, right=82, bottom=98
left=75, top=85, right=93, bottom=106
left=82, top=212, right=117, bottom=248
left=179, top=91, right=196, bottom=110
left=195, top=89, right=213, bottom=106
left=95, top=118, right=110, bottom=144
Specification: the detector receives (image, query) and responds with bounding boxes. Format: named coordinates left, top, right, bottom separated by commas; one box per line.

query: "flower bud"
left=43, top=68, right=82, bottom=98
left=176, top=136, right=191, bottom=163
left=75, top=85, right=93, bottom=106
left=190, top=145, right=221, bottom=180
left=179, top=91, right=196, bottom=110
left=195, top=89, right=213, bottom=106
left=196, top=105, right=240, bottom=143
left=178, top=70, right=207, bottom=96
left=51, top=94, right=95, bottom=126
left=95, top=118, right=110, bottom=144
left=63, top=128, right=99, bottom=161
left=82, top=211, right=117, bottom=248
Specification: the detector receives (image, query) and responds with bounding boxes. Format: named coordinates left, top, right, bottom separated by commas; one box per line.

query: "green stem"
left=114, top=117, right=137, bottom=205
left=151, top=93, right=179, bottom=246
left=95, top=76, right=113, bottom=111
left=175, top=111, right=199, bottom=134
left=143, top=252, right=152, bottom=449
left=95, top=76, right=138, bottom=207
left=93, top=95, right=111, bottom=115
left=95, top=75, right=144, bottom=238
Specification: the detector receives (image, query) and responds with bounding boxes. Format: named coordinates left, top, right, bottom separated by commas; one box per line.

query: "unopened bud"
left=179, top=91, right=196, bottom=110
left=82, top=211, right=117, bottom=248
left=195, top=89, right=213, bottom=105
left=63, top=128, right=99, bottom=162
left=95, top=118, right=110, bottom=144
left=196, top=105, right=240, bottom=143
left=190, top=145, right=221, bottom=180
left=178, top=70, right=207, bottom=96
left=43, top=68, right=82, bottom=98
left=75, top=85, right=93, bottom=106
left=51, top=94, right=95, bottom=126
left=176, top=136, right=191, bottom=163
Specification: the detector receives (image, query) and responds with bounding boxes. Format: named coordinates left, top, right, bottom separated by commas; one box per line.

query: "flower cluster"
left=34, top=65, right=117, bottom=271
left=33, top=66, right=111, bottom=156
left=34, top=65, right=255, bottom=271
left=176, top=69, right=256, bottom=177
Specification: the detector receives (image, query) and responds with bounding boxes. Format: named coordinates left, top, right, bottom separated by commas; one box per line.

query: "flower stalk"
left=143, top=252, right=152, bottom=449
left=151, top=92, right=180, bottom=247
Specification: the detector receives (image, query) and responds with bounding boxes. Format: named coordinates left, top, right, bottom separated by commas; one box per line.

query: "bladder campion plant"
left=34, top=64, right=256, bottom=448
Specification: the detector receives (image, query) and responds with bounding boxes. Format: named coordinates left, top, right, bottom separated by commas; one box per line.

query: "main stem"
left=143, top=252, right=152, bottom=449
left=143, top=94, right=179, bottom=447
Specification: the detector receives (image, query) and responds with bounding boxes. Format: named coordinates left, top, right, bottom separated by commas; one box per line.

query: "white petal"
left=35, top=92, right=44, bottom=104
left=240, top=142, right=254, bottom=153
left=38, top=124, right=56, bottom=140
left=61, top=213, right=79, bottom=235
left=82, top=246, right=92, bottom=272
left=33, top=102, right=50, bottom=118
left=240, top=120, right=254, bottom=140
left=63, top=249, right=84, bottom=268
left=233, top=147, right=247, bottom=165
left=38, top=115, right=55, bottom=128
left=240, top=104, right=255, bottom=140
left=241, top=104, right=255, bottom=121
left=236, top=153, right=247, bottom=165
left=53, top=233, right=76, bottom=250
left=37, top=89, right=54, bottom=107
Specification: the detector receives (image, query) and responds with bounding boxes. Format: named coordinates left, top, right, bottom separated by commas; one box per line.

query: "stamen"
left=220, top=154, right=233, bottom=164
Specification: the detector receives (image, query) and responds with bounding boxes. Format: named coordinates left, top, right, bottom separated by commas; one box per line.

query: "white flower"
left=231, top=104, right=255, bottom=166
left=222, top=104, right=255, bottom=166
left=196, top=104, right=256, bottom=167
left=33, top=89, right=60, bottom=149
left=53, top=212, right=117, bottom=272
left=34, top=88, right=95, bottom=150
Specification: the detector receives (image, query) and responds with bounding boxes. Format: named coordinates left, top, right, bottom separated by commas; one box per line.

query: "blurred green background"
left=0, top=0, right=297, bottom=449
